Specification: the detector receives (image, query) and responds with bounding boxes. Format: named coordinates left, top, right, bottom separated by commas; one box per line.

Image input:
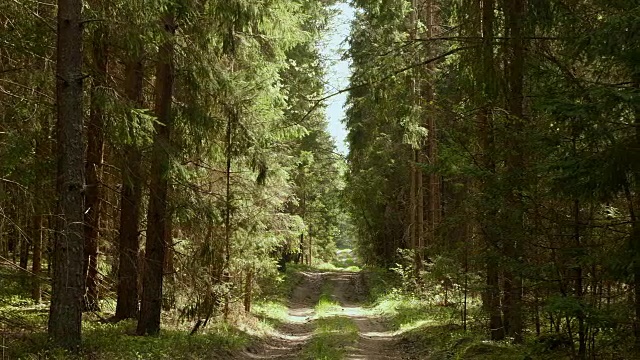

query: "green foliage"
left=345, top=0, right=640, bottom=356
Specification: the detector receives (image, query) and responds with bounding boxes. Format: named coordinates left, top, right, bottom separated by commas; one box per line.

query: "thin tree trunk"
left=49, top=0, right=85, bottom=349
left=244, top=269, right=253, bottom=313
left=31, top=210, right=43, bottom=302
left=19, top=218, right=29, bottom=270
left=223, top=107, right=234, bottom=321
left=7, top=197, right=17, bottom=263
left=308, top=226, right=313, bottom=266
left=417, top=150, right=424, bottom=273
left=409, top=150, right=417, bottom=272
left=83, top=13, right=108, bottom=312
left=31, top=135, right=46, bottom=302
left=298, top=233, right=304, bottom=264
left=416, top=0, right=425, bottom=271
left=137, top=13, right=176, bottom=336
left=409, top=0, right=418, bottom=278
left=574, top=202, right=585, bottom=358
left=114, top=56, right=144, bottom=321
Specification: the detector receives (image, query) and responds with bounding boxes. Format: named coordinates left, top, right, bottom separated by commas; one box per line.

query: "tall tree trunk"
left=114, top=55, right=144, bottom=321
left=409, top=0, right=419, bottom=277
left=137, top=13, right=175, bottom=336
left=49, top=0, right=85, bottom=349
left=631, top=73, right=640, bottom=350
left=478, top=0, right=505, bottom=341
left=424, top=0, right=439, bottom=263
left=83, top=14, right=108, bottom=312
left=505, top=0, right=525, bottom=344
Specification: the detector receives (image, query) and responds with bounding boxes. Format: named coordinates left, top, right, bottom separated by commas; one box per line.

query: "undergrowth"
left=363, top=268, right=574, bottom=360
left=251, top=265, right=302, bottom=331
left=1, top=264, right=299, bottom=359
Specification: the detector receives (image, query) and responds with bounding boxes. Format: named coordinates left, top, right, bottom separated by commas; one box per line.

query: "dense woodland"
left=345, top=0, right=640, bottom=358
left=1, top=0, right=639, bottom=359
left=2, top=0, right=346, bottom=348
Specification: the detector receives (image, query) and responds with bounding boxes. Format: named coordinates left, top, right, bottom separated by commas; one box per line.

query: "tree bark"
left=631, top=73, right=640, bottom=350
left=49, top=0, right=85, bottom=349
left=137, top=13, right=175, bottom=336
left=114, top=49, right=145, bottom=322
left=83, top=14, right=108, bottom=312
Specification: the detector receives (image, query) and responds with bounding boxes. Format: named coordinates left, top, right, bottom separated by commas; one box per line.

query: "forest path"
left=327, top=272, right=400, bottom=360
left=240, top=270, right=404, bottom=360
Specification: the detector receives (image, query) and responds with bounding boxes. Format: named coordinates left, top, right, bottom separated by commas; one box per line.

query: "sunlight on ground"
left=397, top=319, right=436, bottom=333
left=360, top=330, right=395, bottom=338
left=286, top=308, right=314, bottom=324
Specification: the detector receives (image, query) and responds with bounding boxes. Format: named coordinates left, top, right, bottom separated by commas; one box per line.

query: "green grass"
left=0, top=266, right=50, bottom=334
left=7, top=320, right=249, bottom=359
left=300, top=282, right=359, bottom=360
left=301, top=316, right=359, bottom=360
left=314, top=284, right=342, bottom=317
left=288, top=262, right=361, bottom=273
left=314, top=262, right=361, bottom=272
left=251, top=300, right=289, bottom=331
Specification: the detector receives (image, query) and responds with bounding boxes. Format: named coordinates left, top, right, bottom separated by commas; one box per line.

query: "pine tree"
left=48, top=0, right=85, bottom=349
left=137, top=12, right=176, bottom=336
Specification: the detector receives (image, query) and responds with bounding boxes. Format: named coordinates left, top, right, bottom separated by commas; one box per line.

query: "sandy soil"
left=240, top=271, right=405, bottom=360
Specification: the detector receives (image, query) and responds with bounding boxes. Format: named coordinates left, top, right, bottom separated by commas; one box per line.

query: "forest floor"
left=241, top=270, right=403, bottom=360
left=1, top=262, right=579, bottom=359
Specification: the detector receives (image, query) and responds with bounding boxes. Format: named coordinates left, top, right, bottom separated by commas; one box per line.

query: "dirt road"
left=241, top=271, right=403, bottom=360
